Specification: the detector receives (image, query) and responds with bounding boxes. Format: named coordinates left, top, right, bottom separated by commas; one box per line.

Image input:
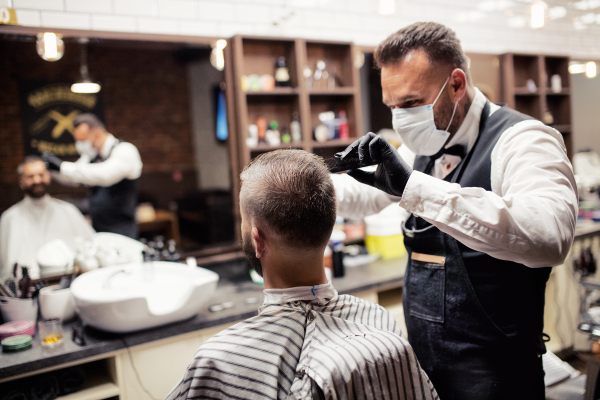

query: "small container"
left=39, top=285, right=77, bottom=322
left=2, top=335, right=32, bottom=353
left=0, top=297, right=38, bottom=323
left=38, top=318, right=64, bottom=348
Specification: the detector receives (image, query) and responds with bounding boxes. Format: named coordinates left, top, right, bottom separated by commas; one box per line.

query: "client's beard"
left=242, top=232, right=263, bottom=277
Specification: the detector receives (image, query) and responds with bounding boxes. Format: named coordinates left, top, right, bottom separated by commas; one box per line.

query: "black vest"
left=89, top=141, right=138, bottom=239
left=403, top=103, right=551, bottom=399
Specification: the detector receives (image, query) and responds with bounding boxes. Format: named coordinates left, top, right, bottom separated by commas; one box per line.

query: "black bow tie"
left=431, top=144, right=465, bottom=161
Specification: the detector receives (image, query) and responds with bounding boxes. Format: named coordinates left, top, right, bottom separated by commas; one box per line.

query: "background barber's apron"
left=89, top=140, right=138, bottom=239
left=402, top=102, right=551, bottom=400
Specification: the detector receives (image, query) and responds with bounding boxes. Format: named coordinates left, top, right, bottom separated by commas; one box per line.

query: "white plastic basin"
left=70, top=261, right=219, bottom=333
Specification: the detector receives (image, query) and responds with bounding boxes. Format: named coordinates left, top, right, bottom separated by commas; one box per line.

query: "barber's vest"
left=89, top=140, right=138, bottom=239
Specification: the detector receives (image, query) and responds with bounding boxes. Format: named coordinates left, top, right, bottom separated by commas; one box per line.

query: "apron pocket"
left=407, top=258, right=445, bottom=323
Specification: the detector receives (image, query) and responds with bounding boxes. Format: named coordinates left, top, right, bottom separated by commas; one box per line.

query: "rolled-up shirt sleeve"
left=59, top=143, right=142, bottom=187
left=400, top=120, right=578, bottom=268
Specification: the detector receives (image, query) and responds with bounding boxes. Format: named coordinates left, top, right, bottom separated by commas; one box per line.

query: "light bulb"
left=216, top=39, right=227, bottom=50
left=210, top=47, right=225, bottom=71
left=569, top=62, right=586, bottom=74
left=36, top=32, right=65, bottom=62
left=531, top=1, right=546, bottom=28
left=71, top=82, right=101, bottom=94
left=586, top=61, right=597, bottom=78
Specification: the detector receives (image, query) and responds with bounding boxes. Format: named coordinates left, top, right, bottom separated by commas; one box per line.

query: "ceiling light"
left=36, top=32, right=64, bottom=62
left=574, top=0, right=600, bottom=11
left=586, top=61, right=597, bottom=78
left=216, top=39, right=227, bottom=50
left=71, top=38, right=101, bottom=94
left=379, top=0, right=395, bottom=15
left=531, top=0, right=546, bottom=28
left=581, top=12, right=596, bottom=23
left=569, top=62, right=587, bottom=74
left=548, top=6, right=567, bottom=20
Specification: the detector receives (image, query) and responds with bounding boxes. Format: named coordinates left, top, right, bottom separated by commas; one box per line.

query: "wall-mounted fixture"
left=210, top=39, right=227, bottom=71
left=71, top=38, right=101, bottom=94
left=36, top=32, right=64, bottom=62
left=569, top=61, right=597, bottom=78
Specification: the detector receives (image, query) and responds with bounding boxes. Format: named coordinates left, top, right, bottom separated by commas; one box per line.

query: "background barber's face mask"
left=392, top=77, right=459, bottom=156
left=75, top=140, right=98, bottom=159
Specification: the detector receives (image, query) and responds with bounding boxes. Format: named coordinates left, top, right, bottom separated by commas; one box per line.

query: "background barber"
left=333, top=22, right=578, bottom=400
left=42, top=114, right=142, bottom=238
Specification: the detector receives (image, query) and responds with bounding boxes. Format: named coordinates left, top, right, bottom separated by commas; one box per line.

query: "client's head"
left=239, top=149, right=336, bottom=288
left=18, top=156, right=51, bottom=199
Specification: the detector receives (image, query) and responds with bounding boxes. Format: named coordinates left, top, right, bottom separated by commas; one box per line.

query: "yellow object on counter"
left=365, top=233, right=406, bottom=260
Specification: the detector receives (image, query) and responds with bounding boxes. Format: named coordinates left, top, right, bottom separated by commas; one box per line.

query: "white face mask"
left=75, top=140, right=98, bottom=159
left=392, top=76, right=460, bottom=156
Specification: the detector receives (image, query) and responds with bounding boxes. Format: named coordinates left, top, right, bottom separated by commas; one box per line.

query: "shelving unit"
left=230, top=35, right=362, bottom=169
left=500, top=53, right=573, bottom=158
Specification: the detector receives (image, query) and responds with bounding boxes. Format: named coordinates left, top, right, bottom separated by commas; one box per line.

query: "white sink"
left=70, top=261, right=219, bottom=333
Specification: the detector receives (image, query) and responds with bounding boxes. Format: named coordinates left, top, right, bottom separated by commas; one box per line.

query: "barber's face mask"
left=75, top=140, right=98, bottom=159
left=392, top=76, right=460, bottom=156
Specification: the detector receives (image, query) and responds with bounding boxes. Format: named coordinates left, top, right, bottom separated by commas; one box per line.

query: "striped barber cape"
left=166, top=283, right=437, bottom=400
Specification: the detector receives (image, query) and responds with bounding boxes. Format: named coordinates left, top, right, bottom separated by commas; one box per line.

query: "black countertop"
left=0, top=255, right=407, bottom=380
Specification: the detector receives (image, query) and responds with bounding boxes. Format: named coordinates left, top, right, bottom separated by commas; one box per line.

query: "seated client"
left=166, top=149, right=436, bottom=400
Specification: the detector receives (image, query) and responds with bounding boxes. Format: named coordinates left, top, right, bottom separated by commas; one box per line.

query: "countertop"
left=0, top=255, right=407, bottom=380
left=575, top=220, right=600, bottom=240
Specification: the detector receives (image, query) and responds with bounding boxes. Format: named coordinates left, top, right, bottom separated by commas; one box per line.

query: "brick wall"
left=3, top=0, right=600, bottom=58
left=0, top=37, right=197, bottom=211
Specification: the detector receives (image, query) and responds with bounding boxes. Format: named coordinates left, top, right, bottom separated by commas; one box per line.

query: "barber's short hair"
left=240, top=149, right=336, bottom=249
left=17, top=155, right=44, bottom=175
left=375, top=22, right=469, bottom=77
left=73, top=113, right=106, bottom=131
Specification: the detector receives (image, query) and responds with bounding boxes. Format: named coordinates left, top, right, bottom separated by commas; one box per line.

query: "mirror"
left=0, top=35, right=237, bottom=256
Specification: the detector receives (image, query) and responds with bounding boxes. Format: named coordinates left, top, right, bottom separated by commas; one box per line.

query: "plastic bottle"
left=290, top=113, right=302, bottom=143
left=339, top=110, right=349, bottom=139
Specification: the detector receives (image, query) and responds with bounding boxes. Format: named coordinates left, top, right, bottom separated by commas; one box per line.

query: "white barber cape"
left=167, top=283, right=437, bottom=400
left=0, top=194, right=95, bottom=279
left=333, top=88, right=578, bottom=268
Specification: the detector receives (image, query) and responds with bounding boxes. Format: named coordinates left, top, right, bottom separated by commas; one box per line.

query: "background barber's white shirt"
left=58, top=134, right=142, bottom=187
left=332, top=88, right=578, bottom=269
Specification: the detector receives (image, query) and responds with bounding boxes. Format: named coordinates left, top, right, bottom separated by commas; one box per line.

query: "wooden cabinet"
left=230, top=36, right=363, bottom=168
left=500, top=53, right=573, bottom=158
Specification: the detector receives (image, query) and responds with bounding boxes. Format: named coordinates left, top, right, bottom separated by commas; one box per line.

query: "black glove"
left=346, top=132, right=413, bottom=197
left=41, top=153, right=63, bottom=172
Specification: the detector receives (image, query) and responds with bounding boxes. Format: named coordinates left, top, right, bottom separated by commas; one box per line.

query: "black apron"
left=89, top=140, right=138, bottom=239
left=402, top=102, right=551, bottom=400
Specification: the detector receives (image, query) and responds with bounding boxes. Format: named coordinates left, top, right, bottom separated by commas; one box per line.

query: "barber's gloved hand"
left=346, top=132, right=413, bottom=197
left=41, top=153, right=63, bottom=171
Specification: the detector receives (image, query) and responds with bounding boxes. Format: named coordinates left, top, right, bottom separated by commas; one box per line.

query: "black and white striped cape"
left=166, top=294, right=437, bottom=400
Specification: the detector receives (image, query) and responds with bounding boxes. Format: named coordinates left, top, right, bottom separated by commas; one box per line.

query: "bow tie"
left=431, top=144, right=465, bottom=161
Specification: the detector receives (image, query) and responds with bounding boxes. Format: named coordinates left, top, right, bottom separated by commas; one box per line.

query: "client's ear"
left=252, top=227, right=265, bottom=258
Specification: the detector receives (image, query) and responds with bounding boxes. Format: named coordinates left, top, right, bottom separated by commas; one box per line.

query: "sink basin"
left=70, top=261, right=219, bottom=333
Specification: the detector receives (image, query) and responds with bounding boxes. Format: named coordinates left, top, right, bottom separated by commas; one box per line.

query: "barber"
left=42, top=114, right=142, bottom=239
left=333, top=22, right=577, bottom=400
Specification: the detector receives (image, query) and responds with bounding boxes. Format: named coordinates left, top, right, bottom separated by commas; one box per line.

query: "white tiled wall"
left=6, top=0, right=600, bottom=58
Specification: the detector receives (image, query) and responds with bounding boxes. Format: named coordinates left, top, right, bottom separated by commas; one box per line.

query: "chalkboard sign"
left=19, top=82, right=104, bottom=157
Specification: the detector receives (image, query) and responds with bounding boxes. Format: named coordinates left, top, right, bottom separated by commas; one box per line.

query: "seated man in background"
left=167, top=150, right=436, bottom=400
left=0, top=156, right=95, bottom=279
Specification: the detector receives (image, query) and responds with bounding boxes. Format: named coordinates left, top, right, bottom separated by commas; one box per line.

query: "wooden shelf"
left=546, top=88, right=571, bottom=96
left=308, top=87, right=356, bottom=96
left=249, top=143, right=303, bottom=152
left=501, top=53, right=573, bottom=159
left=246, top=88, right=299, bottom=96
left=514, top=87, right=539, bottom=95
left=551, top=124, right=571, bottom=133
left=313, top=138, right=355, bottom=148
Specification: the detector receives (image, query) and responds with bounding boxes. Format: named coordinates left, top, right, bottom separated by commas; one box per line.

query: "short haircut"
left=73, top=113, right=106, bottom=131
left=17, top=155, right=44, bottom=175
left=240, top=149, right=336, bottom=249
left=375, top=22, right=469, bottom=78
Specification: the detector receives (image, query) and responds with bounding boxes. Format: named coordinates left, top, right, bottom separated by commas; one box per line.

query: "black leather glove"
left=41, top=153, right=63, bottom=172
left=346, top=132, right=413, bottom=197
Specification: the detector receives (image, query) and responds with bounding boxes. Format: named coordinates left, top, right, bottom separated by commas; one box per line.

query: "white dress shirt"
left=58, top=134, right=142, bottom=187
left=0, top=195, right=95, bottom=279
left=167, top=283, right=437, bottom=400
left=333, top=88, right=578, bottom=268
